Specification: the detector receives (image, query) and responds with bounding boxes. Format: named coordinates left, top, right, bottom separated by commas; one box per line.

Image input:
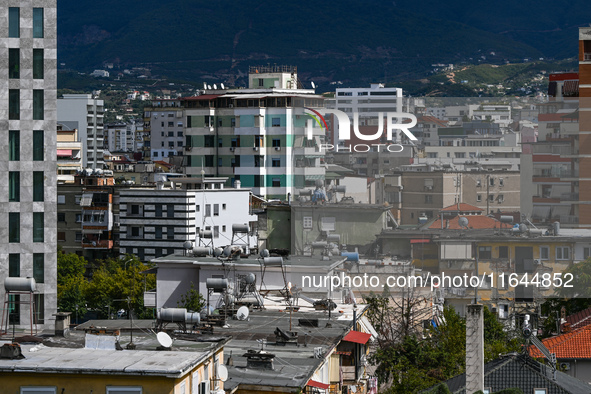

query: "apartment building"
left=57, top=93, right=105, bottom=169
left=1, top=0, right=58, bottom=329
left=56, top=124, right=83, bottom=184
left=183, top=66, right=326, bottom=200
left=143, top=98, right=184, bottom=160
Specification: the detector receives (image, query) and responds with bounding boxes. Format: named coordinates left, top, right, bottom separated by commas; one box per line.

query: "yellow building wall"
left=2, top=349, right=224, bottom=394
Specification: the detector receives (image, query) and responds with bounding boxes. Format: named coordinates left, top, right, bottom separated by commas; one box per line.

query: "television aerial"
left=157, top=331, right=173, bottom=348
left=217, top=364, right=229, bottom=382
left=458, top=217, right=469, bottom=229
left=236, top=306, right=249, bottom=321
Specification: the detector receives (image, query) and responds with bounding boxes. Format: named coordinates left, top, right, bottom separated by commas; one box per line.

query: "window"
left=57, top=195, right=65, bottom=204
left=584, top=247, right=591, bottom=260
left=534, top=389, right=547, bottom=394
left=167, top=226, right=174, bottom=239
left=9, top=89, right=20, bottom=120
left=255, top=136, right=263, bottom=147
left=33, top=254, right=44, bottom=283
left=222, top=203, right=226, bottom=210
left=57, top=231, right=66, bottom=241
left=540, top=246, right=549, bottom=260
left=33, top=49, right=43, bottom=79
left=213, top=204, right=219, bottom=216
left=303, top=216, right=313, bottom=229
left=205, top=155, right=214, bottom=167
left=205, top=204, right=211, bottom=217
left=214, top=226, right=219, bottom=238
left=9, top=172, right=20, bottom=202
left=272, top=178, right=281, bottom=187
left=231, top=117, right=236, bottom=127
left=34, top=293, right=44, bottom=324
left=75, top=214, right=82, bottom=223
left=9, top=7, right=19, bottom=38
left=222, top=225, right=226, bottom=232
left=556, top=246, right=570, bottom=260
left=489, top=177, right=495, bottom=186
left=168, top=122, right=174, bottom=127
left=272, top=117, right=281, bottom=127
left=231, top=137, right=240, bottom=148
left=9, top=130, right=20, bottom=161
left=131, top=227, right=140, bottom=237
left=9, top=212, right=20, bottom=243
left=272, top=158, right=281, bottom=167
left=478, top=246, right=492, bottom=260
left=499, top=178, right=504, bottom=187
left=9, top=254, right=20, bottom=277
left=105, top=388, right=142, bottom=394
left=168, top=141, right=174, bottom=148
left=167, top=205, right=174, bottom=218
left=131, top=204, right=140, bottom=215
left=33, top=172, right=44, bottom=201
left=33, top=90, right=44, bottom=120
left=272, top=139, right=281, bottom=147
left=9, top=49, right=19, bottom=79
left=57, top=213, right=66, bottom=223
left=155, top=227, right=162, bottom=239
left=424, top=195, right=433, bottom=204
left=476, top=194, right=482, bottom=202
left=489, top=194, right=495, bottom=202
left=33, top=8, right=44, bottom=38
left=497, top=194, right=504, bottom=203
left=75, top=232, right=82, bottom=242
left=33, top=212, right=44, bottom=242
left=499, top=246, right=509, bottom=259
left=32, top=130, right=44, bottom=160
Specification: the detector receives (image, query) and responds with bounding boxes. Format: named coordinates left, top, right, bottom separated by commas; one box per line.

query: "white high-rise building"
left=1, top=0, right=58, bottom=329
left=57, top=94, right=105, bottom=169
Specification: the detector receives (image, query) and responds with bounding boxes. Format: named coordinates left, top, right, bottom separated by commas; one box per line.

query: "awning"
left=410, top=239, right=430, bottom=244
left=342, top=330, right=372, bottom=345
left=57, top=149, right=73, bottom=157
left=307, top=380, right=330, bottom=390
left=80, top=193, right=93, bottom=207
left=305, top=175, right=324, bottom=180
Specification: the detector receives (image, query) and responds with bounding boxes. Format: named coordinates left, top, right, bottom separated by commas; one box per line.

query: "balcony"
left=82, top=239, right=114, bottom=249
left=560, top=192, right=579, bottom=201
left=560, top=215, right=579, bottom=224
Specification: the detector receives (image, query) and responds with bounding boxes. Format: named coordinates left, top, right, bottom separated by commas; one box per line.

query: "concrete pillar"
left=465, top=304, right=484, bottom=394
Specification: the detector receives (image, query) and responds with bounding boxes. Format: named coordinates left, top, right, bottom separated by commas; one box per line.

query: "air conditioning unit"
left=425, top=186, right=433, bottom=191
left=230, top=147, right=235, bottom=152
left=229, top=104, right=234, bottom=108
left=275, top=147, right=281, bottom=151
left=560, top=362, right=571, bottom=371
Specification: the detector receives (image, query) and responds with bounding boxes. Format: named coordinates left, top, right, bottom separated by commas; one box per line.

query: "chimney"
left=465, top=304, right=484, bottom=393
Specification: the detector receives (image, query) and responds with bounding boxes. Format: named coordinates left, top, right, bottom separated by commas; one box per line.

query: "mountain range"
left=57, top=0, right=589, bottom=88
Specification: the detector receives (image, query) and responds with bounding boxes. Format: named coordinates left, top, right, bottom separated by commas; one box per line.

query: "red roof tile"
left=342, top=330, right=371, bottom=344
left=549, top=73, right=578, bottom=82
left=429, top=215, right=511, bottom=230
left=154, top=160, right=173, bottom=168
left=530, top=325, right=591, bottom=359
left=566, top=306, right=591, bottom=329
left=441, top=203, right=483, bottom=212
left=180, top=95, right=221, bottom=101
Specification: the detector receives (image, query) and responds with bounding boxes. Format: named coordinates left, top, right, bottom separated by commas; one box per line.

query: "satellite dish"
left=217, top=364, right=229, bottom=382
left=183, top=240, right=193, bottom=250
left=157, top=332, right=173, bottom=348
left=213, top=84, right=218, bottom=90
left=458, top=217, right=469, bottom=229
left=311, top=81, right=316, bottom=89
left=203, top=82, right=207, bottom=89
left=207, top=85, right=212, bottom=90
left=220, top=83, right=225, bottom=89
left=213, top=247, right=223, bottom=257
left=519, top=223, right=529, bottom=233
left=223, top=246, right=232, bottom=257
left=237, top=306, right=249, bottom=321
left=260, top=249, right=270, bottom=258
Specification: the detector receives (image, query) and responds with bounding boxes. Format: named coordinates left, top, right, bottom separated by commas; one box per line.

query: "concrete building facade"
left=1, top=0, right=58, bottom=329
left=57, top=93, right=104, bottom=169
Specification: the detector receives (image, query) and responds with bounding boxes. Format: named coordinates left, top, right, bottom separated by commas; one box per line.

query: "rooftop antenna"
left=156, top=331, right=173, bottom=349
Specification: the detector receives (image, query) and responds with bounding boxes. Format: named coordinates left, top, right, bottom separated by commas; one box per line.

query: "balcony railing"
left=560, top=215, right=579, bottom=224
left=560, top=193, right=579, bottom=201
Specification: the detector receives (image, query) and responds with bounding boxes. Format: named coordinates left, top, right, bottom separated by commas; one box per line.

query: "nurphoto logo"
left=304, top=107, right=418, bottom=153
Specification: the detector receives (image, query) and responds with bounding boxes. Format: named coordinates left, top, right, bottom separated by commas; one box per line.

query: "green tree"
left=56, top=250, right=88, bottom=319
left=84, top=255, right=156, bottom=319
left=177, top=282, right=205, bottom=312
